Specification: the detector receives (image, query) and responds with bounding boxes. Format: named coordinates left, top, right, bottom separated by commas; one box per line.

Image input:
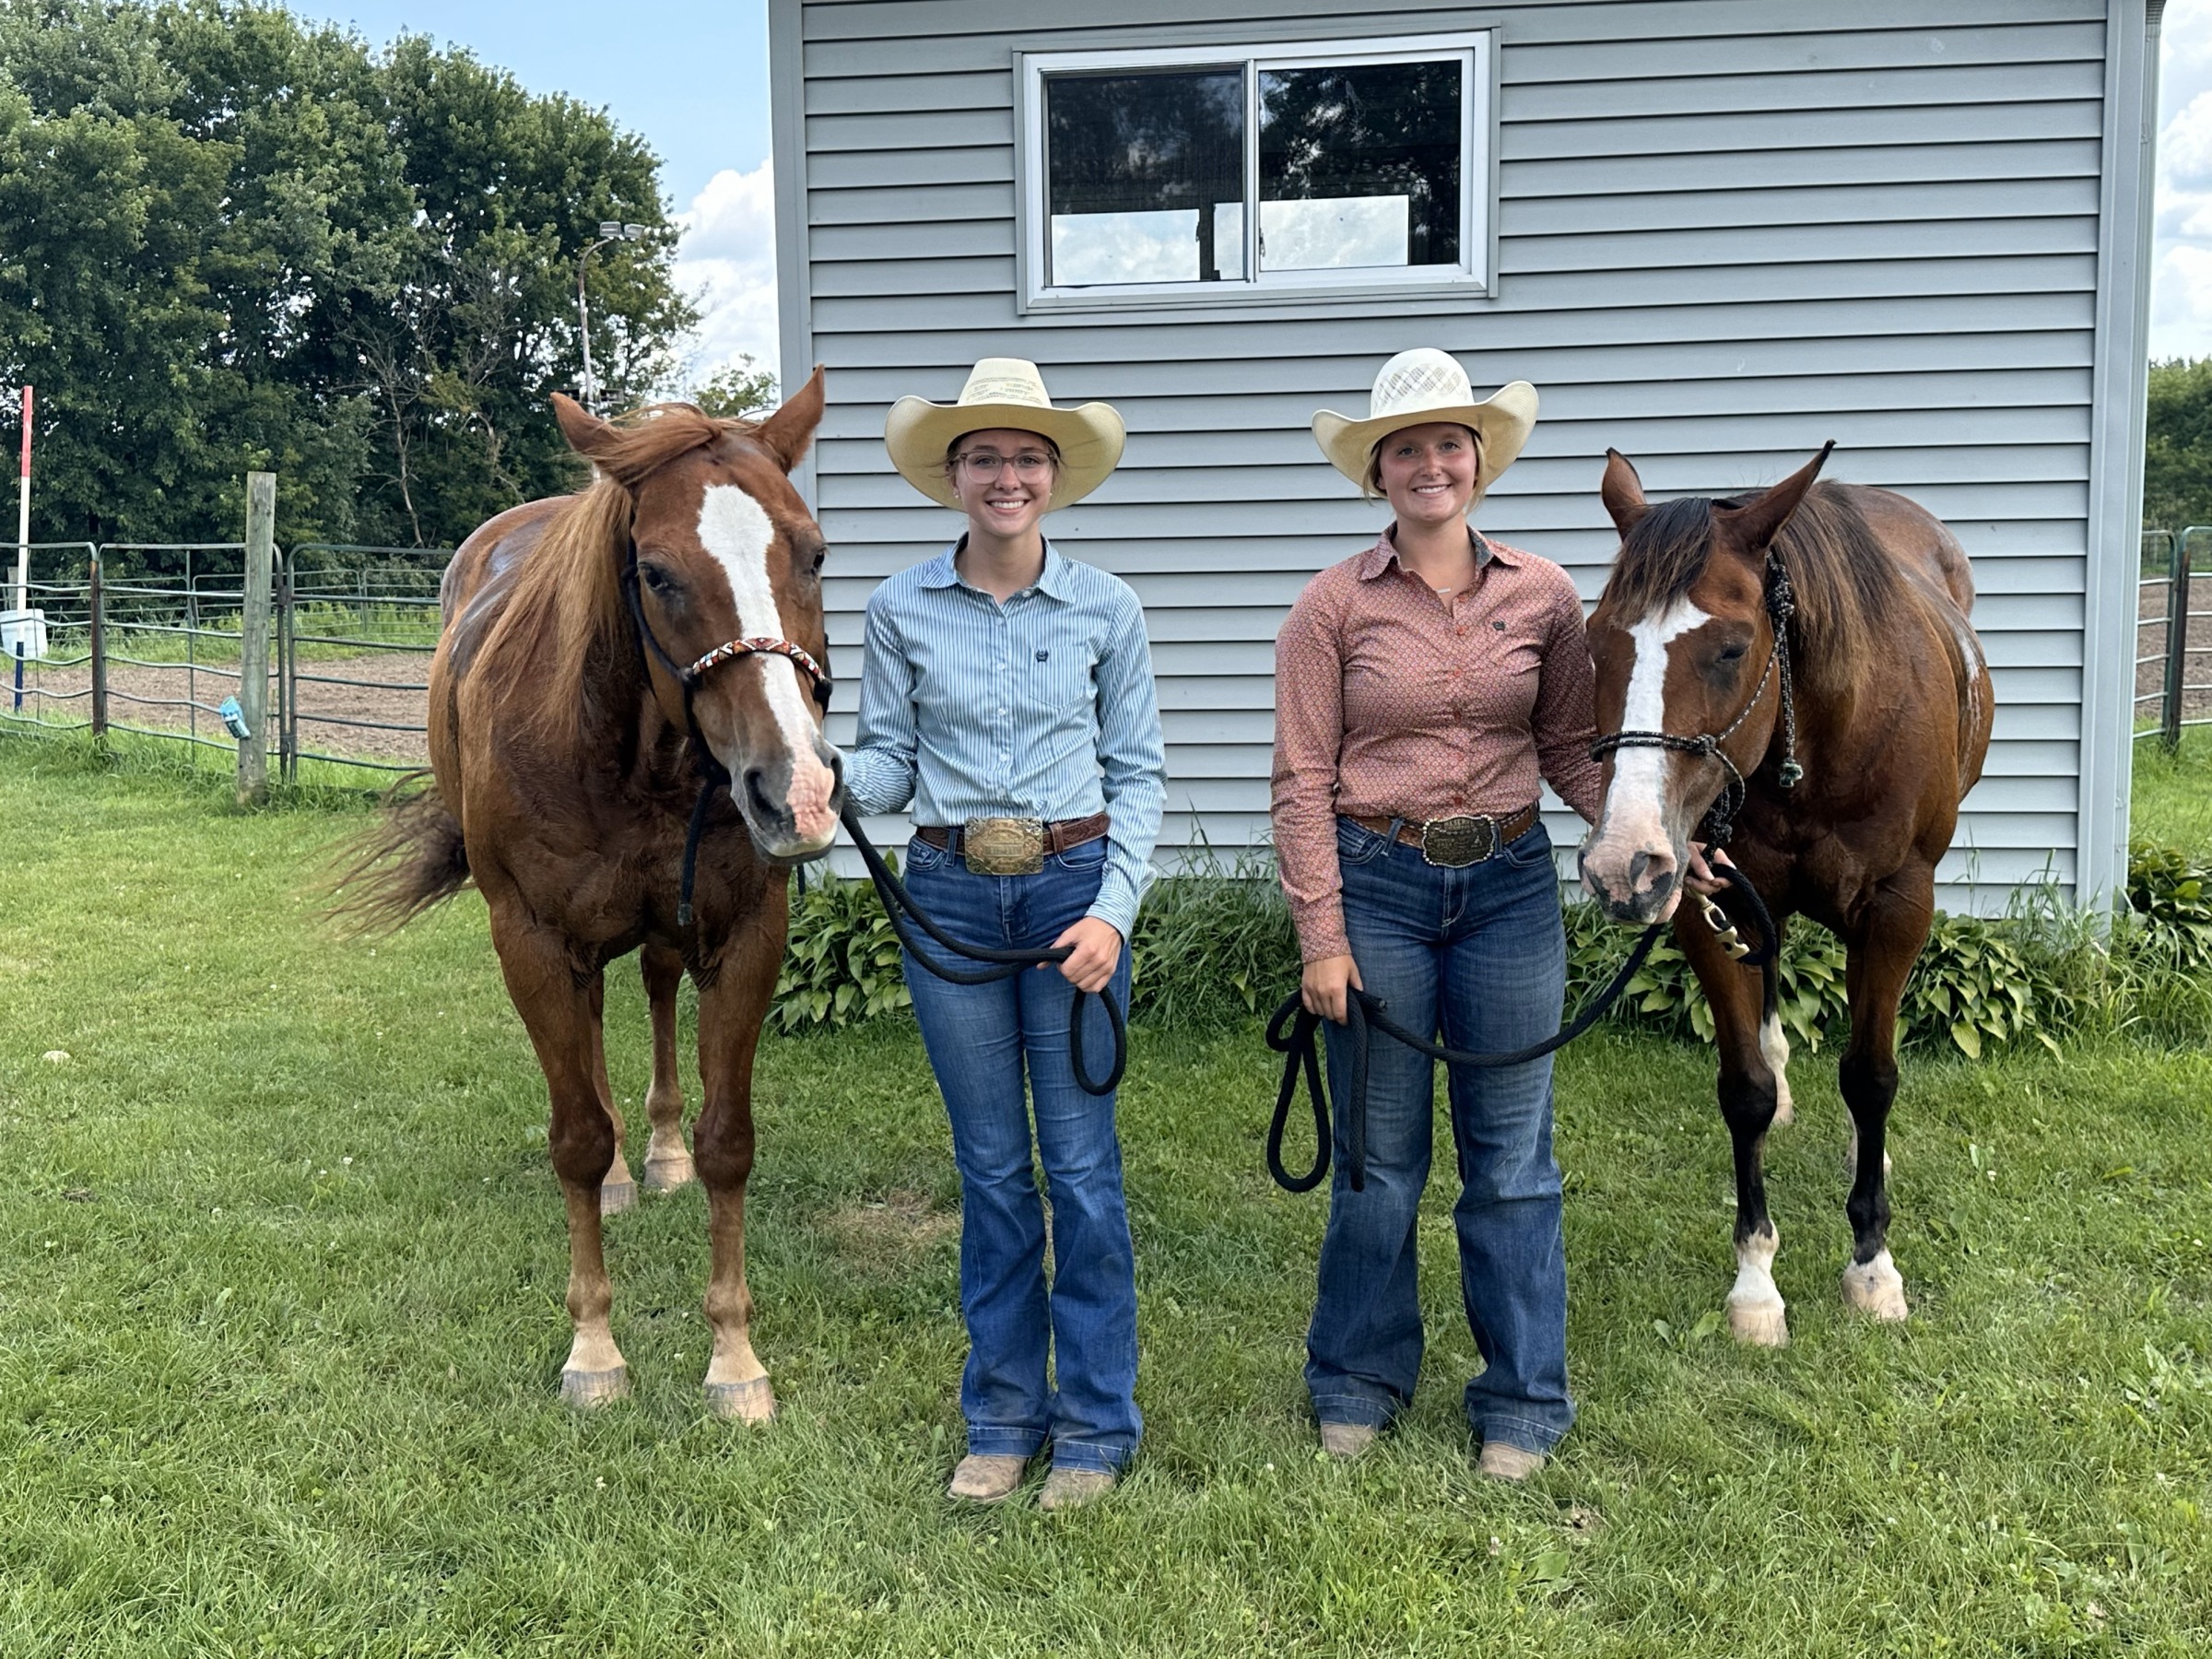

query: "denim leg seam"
left=1476, top=1412, right=1568, bottom=1453
left=1311, top=1390, right=1393, bottom=1429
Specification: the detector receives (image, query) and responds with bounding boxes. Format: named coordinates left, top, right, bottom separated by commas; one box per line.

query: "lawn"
left=1, top=735, right=2208, bottom=1656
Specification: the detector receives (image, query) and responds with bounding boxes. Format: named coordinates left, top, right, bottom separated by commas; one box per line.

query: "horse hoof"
left=560, top=1365, right=631, bottom=1408
left=641, top=1155, right=696, bottom=1194
left=599, top=1180, right=636, bottom=1217
left=1727, top=1297, right=1790, bottom=1347
left=704, top=1377, right=776, bottom=1423
left=1841, top=1251, right=1909, bottom=1322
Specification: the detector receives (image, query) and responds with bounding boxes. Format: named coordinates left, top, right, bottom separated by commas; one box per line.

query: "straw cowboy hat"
left=1312, top=348, right=1537, bottom=500
left=885, top=358, right=1126, bottom=511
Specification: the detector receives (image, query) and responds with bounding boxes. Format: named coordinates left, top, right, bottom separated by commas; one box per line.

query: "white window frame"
left=1017, top=31, right=1497, bottom=313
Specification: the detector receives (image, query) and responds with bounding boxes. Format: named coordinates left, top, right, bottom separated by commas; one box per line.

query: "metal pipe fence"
left=2136, top=525, right=2212, bottom=750
left=1, top=536, right=455, bottom=781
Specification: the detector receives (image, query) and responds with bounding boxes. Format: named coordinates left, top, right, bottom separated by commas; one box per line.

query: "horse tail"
left=326, top=773, right=472, bottom=934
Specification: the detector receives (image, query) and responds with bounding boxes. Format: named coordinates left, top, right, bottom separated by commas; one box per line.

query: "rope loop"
left=1265, top=865, right=1777, bottom=1194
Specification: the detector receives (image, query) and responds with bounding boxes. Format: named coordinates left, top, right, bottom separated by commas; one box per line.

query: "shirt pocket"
left=1030, top=641, right=1098, bottom=719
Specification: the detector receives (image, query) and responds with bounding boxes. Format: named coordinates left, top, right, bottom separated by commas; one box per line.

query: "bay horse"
left=338, top=374, right=843, bottom=1416
left=1578, top=444, right=1993, bottom=1347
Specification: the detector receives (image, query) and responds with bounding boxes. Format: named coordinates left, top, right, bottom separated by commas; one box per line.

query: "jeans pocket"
left=1053, top=837, right=1109, bottom=874
left=1335, top=818, right=1392, bottom=866
left=904, top=834, right=948, bottom=874
left=1499, top=824, right=1554, bottom=870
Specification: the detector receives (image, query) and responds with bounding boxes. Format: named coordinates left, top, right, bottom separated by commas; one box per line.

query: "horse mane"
left=1603, top=481, right=1905, bottom=701
left=482, top=403, right=760, bottom=750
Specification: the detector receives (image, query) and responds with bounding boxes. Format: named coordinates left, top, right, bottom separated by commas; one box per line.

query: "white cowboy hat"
left=884, top=358, right=1125, bottom=511
left=1312, top=348, right=1538, bottom=500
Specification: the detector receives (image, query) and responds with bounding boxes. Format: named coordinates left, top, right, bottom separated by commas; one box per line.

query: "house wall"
left=771, top=0, right=2159, bottom=908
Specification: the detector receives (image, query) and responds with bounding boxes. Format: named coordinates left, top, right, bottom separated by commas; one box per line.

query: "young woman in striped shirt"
left=845, top=359, right=1167, bottom=1512
left=1270, top=349, right=1606, bottom=1481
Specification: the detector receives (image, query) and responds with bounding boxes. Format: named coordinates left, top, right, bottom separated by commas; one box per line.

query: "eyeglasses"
left=953, top=451, right=1054, bottom=479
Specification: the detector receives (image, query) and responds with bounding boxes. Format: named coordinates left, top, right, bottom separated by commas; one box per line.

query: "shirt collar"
left=924, top=535, right=1073, bottom=600
left=1356, top=524, right=1512, bottom=582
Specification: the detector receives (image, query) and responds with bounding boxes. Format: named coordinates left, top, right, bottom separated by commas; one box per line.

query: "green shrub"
left=2125, top=840, right=2212, bottom=973
left=1591, top=905, right=1851, bottom=1050
left=771, top=865, right=909, bottom=1033
left=766, top=843, right=2212, bottom=1057
left=1900, top=911, right=2045, bottom=1059
left=1127, top=846, right=1300, bottom=1027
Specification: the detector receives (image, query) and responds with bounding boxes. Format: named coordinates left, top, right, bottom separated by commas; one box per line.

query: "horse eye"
left=1717, top=643, right=1747, bottom=665
left=641, top=565, right=678, bottom=596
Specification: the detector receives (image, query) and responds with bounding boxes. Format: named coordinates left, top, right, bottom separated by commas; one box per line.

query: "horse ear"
left=551, top=393, right=618, bottom=461
left=752, top=366, right=826, bottom=475
left=1716, top=441, right=1836, bottom=554
left=1599, top=449, right=1649, bottom=539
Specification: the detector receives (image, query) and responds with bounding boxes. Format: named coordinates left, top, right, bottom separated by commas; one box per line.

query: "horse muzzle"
left=731, top=740, right=844, bottom=860
left=1579, top=839, right=1684, bottom=925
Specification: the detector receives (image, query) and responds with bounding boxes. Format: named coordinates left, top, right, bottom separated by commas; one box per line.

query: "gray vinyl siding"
left=773, top=0, right=2156, bottom=910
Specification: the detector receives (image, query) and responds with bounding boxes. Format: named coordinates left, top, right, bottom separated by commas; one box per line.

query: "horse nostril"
left=1629, top=850, right=1652, bottom=892
left=743, top=767, right=779, bottom=822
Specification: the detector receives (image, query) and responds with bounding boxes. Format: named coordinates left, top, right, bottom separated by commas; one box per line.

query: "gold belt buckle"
left=961, top=816, right=1045, bottom=876
left=1420, top=815, right=1495, bottom=868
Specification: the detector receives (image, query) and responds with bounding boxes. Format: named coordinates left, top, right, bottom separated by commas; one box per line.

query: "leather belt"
left=1348, top=802, right=1541, bottom=868
left=916, top=812, right=1111, bottom=876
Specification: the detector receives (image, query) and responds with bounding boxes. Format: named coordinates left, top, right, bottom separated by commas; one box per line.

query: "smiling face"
left=946, top=426, right=1058, bottom=541
left=1372, top=422, right=1480, bottom=528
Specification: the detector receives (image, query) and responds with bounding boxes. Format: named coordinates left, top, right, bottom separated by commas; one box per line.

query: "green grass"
left=2134, top=725, right=2212, bottom=853
left=2, top=733, right=2210, bottom=1655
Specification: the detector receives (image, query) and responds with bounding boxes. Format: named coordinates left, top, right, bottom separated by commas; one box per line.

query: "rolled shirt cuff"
left=1289, top=897, right=1350, bottom=964
left=1086, top=867, right=1141, bottom=942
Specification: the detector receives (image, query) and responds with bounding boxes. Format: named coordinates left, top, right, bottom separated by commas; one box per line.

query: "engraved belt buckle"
left=962, top=816, right=1046, bottom=876
left=1420, top=814, right=1495, bottom=868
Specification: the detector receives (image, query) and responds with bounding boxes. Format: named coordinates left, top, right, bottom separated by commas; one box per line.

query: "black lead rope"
left=1265, top=865, right=1775, bottom=1195
left=839, top=806, right=1126, bottom=1098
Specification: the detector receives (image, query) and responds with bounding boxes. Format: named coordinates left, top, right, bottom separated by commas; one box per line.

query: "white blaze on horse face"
left=1589, top=599, right=1711, bottom=902
left=695, top=485, right=838, bottom=844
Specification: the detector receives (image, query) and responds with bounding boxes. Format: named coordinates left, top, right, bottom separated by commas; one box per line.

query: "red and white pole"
left=13, top=384, right=29, bottom=615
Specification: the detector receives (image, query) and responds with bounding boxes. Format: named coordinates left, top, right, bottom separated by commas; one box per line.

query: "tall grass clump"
left=1126, top=843, right=1300, bottom=1025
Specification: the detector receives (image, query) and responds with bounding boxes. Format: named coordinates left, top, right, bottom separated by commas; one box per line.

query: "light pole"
left=577, top=220, right=650, bottom=415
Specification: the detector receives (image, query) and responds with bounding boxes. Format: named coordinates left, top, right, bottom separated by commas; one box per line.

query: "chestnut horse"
left=1579, top=445, right=1993, bottom=1347
left=339, top=375, right=843, bottom=1416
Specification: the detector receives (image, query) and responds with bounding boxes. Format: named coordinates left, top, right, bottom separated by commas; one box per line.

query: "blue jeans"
left=1306, top=816, right=1575, bottom=1455
left=900, top=834, right=1139, bottom=1474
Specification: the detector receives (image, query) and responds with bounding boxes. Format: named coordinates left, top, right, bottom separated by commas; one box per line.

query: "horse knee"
left=692, top=1111, right=757, bottom=1189
left=548, top=1102, right=617, bottom=1187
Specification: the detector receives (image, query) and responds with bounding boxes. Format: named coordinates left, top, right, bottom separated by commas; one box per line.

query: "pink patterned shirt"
left=1271, top=528, right=1605, bottom=962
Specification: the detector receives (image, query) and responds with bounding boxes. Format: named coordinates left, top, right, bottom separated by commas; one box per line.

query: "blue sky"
left=277, top=2, right=2212, bottom=384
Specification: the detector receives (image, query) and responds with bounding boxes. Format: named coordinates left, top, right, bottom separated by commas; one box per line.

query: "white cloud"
left=674, top=161, right=781, bottom=391
left=2155, top=6, right=2212, bottom=357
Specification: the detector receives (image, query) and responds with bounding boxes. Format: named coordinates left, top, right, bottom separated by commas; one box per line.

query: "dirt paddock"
left=5, top=651, right=431, bottom=766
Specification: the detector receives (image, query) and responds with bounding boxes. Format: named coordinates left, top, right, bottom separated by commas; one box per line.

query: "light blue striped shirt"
left=844, top=540, right=1167, bottom=938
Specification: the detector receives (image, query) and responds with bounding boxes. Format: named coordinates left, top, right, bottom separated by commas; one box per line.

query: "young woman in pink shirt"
left=1270, top=349, right=1605, bottom=1481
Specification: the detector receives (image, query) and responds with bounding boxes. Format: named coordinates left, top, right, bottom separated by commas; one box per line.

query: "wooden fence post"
left=237, top=472, right=275, bottom=804
left=2163, top=526, right=2197, bottom=754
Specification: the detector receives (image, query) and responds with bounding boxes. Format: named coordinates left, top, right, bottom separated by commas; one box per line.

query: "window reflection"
left=1046, top=70, right=1245, bottom=286
left=1259, top=62, right=1460, bottom=272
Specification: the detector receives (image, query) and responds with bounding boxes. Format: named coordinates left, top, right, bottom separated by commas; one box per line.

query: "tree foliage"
left=0, top=0, right=696, bottom=568
left=689, top=356, right=781, bottom=420
left=2143, top=357, right=2212, bottom=538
